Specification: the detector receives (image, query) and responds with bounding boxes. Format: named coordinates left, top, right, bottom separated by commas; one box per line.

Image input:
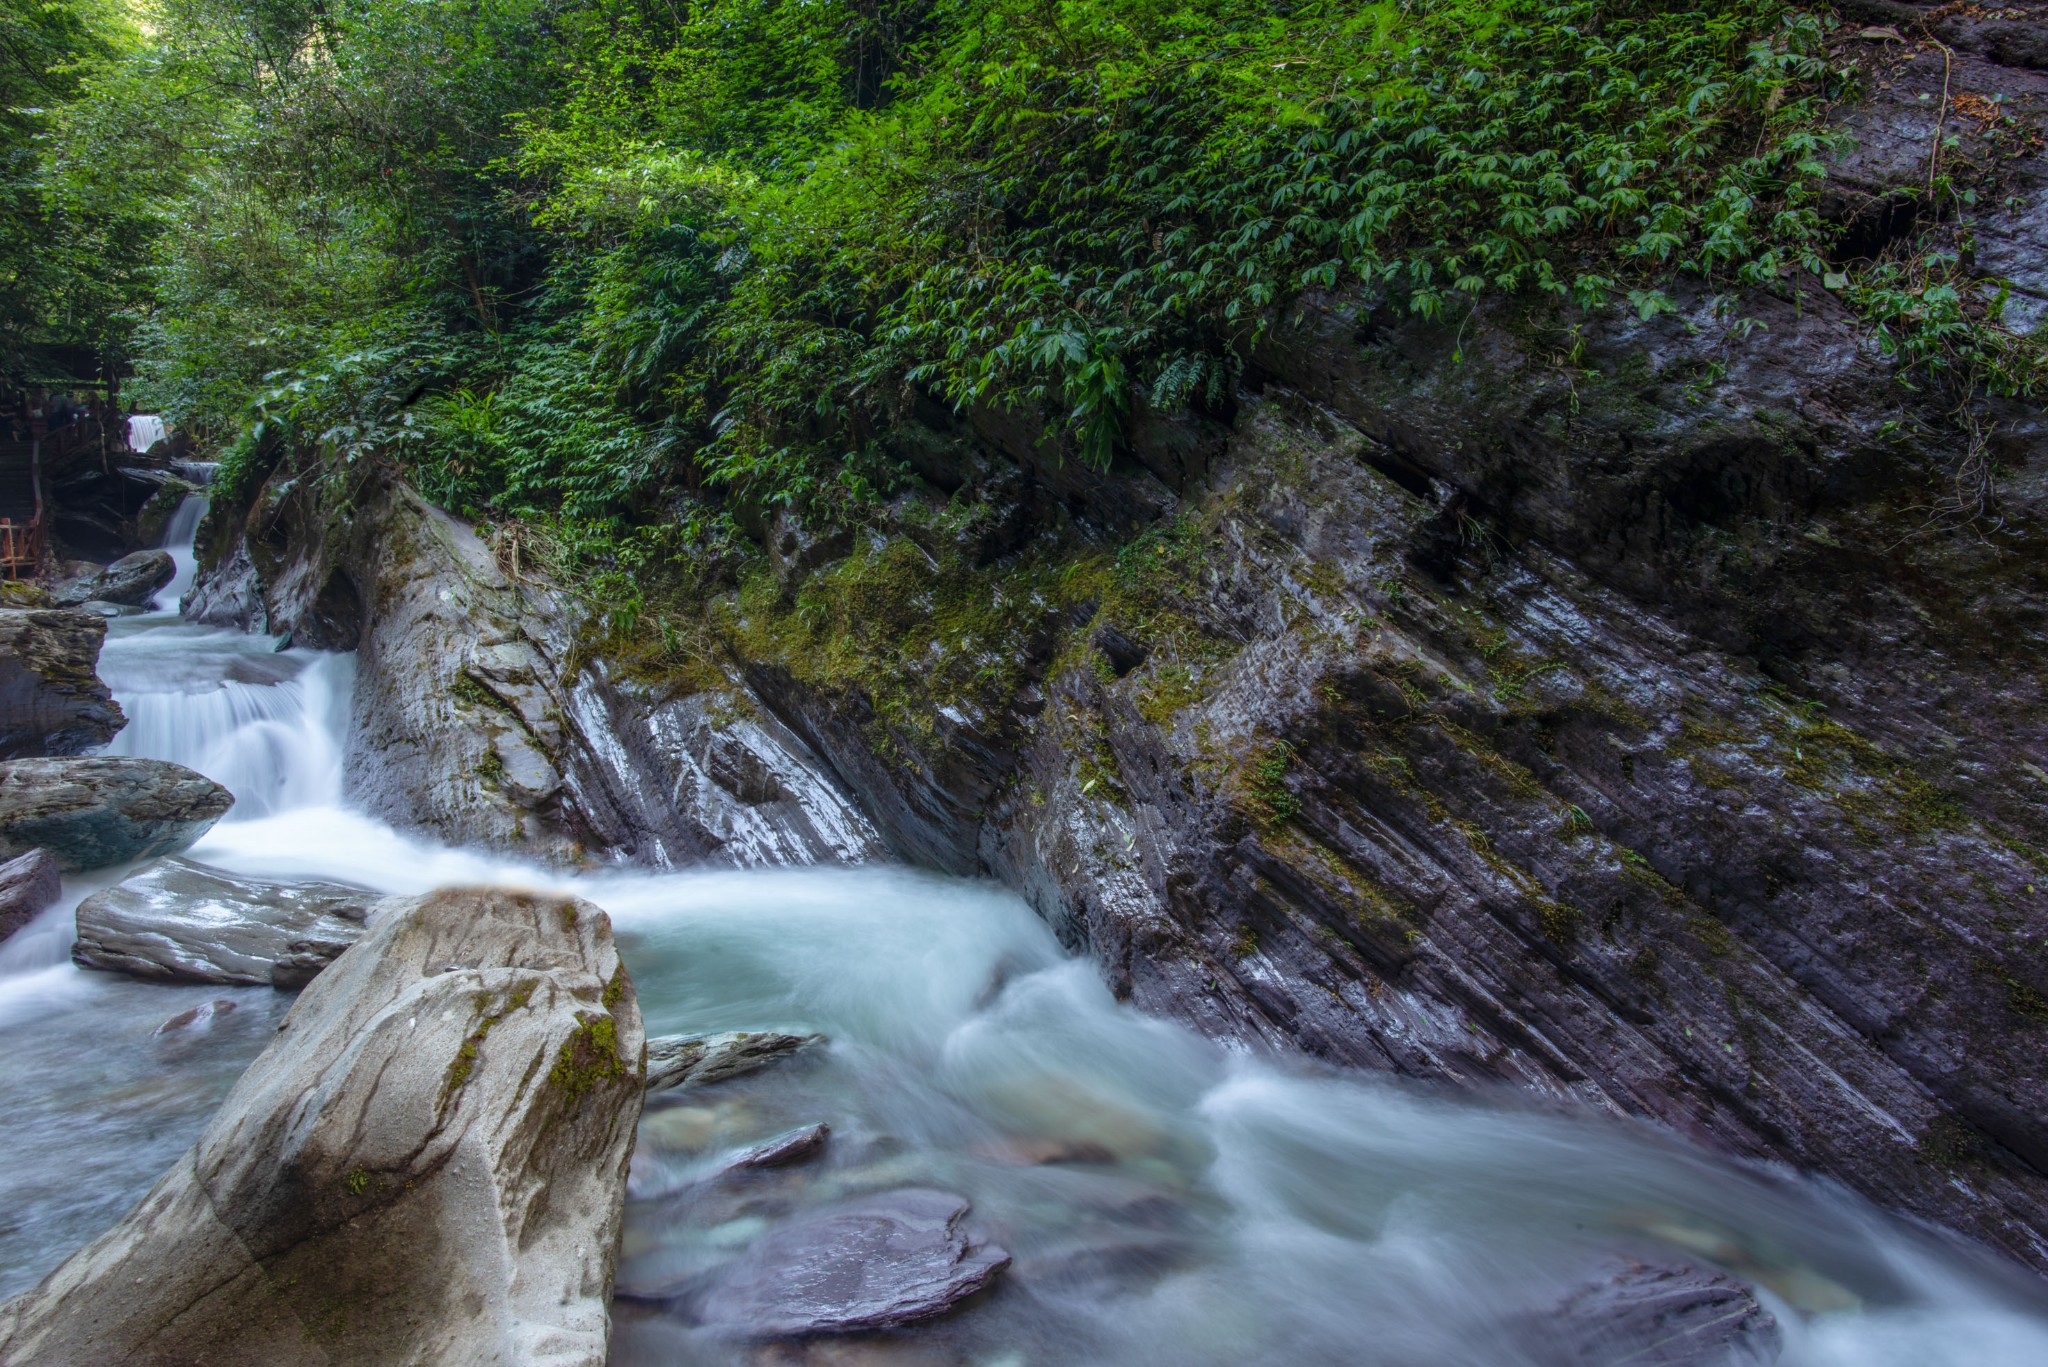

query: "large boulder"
left=0, top=757, right=232, bottom=871
left=0, top=609, right=124, bottom=759
left=52, top=550, right=176, bottom=610
left=72, top=857, right=375, bottom=987
left=0, top=886, right=645, bottom=1365
left=0, top=848, right=62, bottom=942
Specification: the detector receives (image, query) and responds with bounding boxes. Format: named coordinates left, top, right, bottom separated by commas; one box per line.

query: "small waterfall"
left=148, top=491, right=208, bottom=614
left=125, top=414, right=167, bottom=454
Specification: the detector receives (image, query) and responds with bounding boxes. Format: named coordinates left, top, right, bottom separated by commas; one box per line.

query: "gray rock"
left=0, top=885, right=645, bottom=1366
left=1524, top=1262, right=1781, bottom=1366
left=724, top=1123, right=831, bottom=1172
left=72, top=857, right=374, bottom=988
left=52, top=551, right=176, bottom=609
left=153, top=998, right=238, bottom=1035
left=0, top=848, right=62, bottom=942
left=0, top=758, right=232, bottom=871
left=0, top=609, right=124, bottom=759
left=698, top=1188, right=1009, bottom=1338
left=645, top=1029, right=823, bottom=1093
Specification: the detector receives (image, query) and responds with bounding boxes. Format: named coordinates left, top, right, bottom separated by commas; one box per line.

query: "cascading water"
left=2, top=499, right=2046, bottom=1363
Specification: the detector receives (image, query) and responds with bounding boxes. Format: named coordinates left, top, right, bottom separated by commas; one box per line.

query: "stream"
left=2, top=495, right=2047, bottom=1364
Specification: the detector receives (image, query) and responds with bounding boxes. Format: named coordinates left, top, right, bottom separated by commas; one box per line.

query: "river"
left=1, top=494, right=2045, bottom=1364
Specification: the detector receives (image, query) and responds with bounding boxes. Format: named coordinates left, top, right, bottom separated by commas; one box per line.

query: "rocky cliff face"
left=190, top=6, right=2048, bottom=1272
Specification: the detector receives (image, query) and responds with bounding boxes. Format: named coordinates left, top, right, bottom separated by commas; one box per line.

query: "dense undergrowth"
left=17, top=0, right=2046, bottom=609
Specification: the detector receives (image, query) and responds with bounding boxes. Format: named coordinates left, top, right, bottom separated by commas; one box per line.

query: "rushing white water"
left=126, top=414, right=166, bottom=455
left=1, top=497, right=2046, bottom=1363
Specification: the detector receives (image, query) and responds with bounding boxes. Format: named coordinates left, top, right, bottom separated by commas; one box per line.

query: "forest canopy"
left=6, top=0, right=2032, bottom=540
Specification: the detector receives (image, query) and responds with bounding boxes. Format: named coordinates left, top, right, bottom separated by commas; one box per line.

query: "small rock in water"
left=645, top=1029, right=823, bottom=1093
left=153, top=999, right=238, bottom=1035
left=699, top=1188, right=1010, bottom=1338
left=725, top=1123, right=831, bottom=1172
left=1524, top=1261, right=1781, bottom=1366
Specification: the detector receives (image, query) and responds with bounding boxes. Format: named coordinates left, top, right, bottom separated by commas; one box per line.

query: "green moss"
left=1136, top=662, right=1207, bottom=727
left=1777, top=716, right=1960, bottom=838
left=1233, top=739, right=1300, bottom=832
left=448, top=668, right=509, bottom=715
left=548, top=1012, right=630, bottom=1104
left=442, top=982, right=537, bottom=1101
left=1536, top=897, right=1582, bottom=945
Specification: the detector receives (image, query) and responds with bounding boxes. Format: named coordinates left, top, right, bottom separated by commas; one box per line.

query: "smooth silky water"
left=2, top=496, right=2046, bottom=1364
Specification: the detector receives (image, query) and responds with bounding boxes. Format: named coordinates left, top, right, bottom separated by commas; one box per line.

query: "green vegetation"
left=9, top=0, right=2038, bottom=591
left=1, top=0, right=142, bottom=384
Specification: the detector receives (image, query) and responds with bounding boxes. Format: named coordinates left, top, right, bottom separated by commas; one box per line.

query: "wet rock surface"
left=152, top=997, right=239, bottom=1036
left=1520, top=1262, right=1782, bottom=1367
left=0, top=609, right=124, bottom=759
left=53, top=550, right=175, bottom=610
left=646, top=1030, right=825, bottom=1093
left=191, top=473, right=886, bottom=866
left=697, top=1188, right=1010, bottom=1338
left=0, top=757, right=232, bottom=871
left=0, top=849, right=61, bottom=942
left=0, top=885, right=645, bottom=1366
left=723, top=1122, right=831, bottom=1172
left=71, top=857, right=375, bottom=987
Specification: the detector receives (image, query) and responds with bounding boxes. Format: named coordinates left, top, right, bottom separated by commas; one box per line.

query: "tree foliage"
left=25, top=0, right=2039, bottom=531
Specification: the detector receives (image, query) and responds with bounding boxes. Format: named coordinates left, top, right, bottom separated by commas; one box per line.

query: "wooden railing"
left=0, top=511, right=42, bottom=581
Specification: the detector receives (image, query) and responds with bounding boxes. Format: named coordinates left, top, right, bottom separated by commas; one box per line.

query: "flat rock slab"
left=72, top=857, right=375, bottom=987
left=0, top=609, right=124, bottom=759
left=0, top=848, right=62, bottom=942
left=1527, top=1261, right=1781, bottom=1366
left=645, top=1029, right=823, bottom=1093
left=0, top=886, right=645, bottom=1366
left=699, top=1188, right=1010, bottom=1338
left=0, top=757, right=232, bottom=871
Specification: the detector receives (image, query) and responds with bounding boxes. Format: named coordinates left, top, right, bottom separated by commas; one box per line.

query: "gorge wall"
left=187, top=9, right=2048, bottom=1274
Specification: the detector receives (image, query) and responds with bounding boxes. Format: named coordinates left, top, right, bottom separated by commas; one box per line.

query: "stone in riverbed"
left=724, top=1122, right=831, bottom=1171
left=51, top=550, right=175, bottom=610
left=0, top=885, right=645, bottom=1365
left=1521, top=1261, right=1781, bottom=1366
left=71, top=857, right=374, bottom=987
left=0, top=609, right=124, bottom=759
left=698, top=1188, right=1010, bottom=1338
left=0, top=757, right=232, bottom=871
left=153, top=998, right=238, bottom=1035
left=0, top=848, right=62, bottom=943
left=645, top=1028, right=823, bottom=1093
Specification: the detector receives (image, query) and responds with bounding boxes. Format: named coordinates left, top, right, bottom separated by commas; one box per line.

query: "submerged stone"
left=153, top=998, right=238, bottom=1035
left=1524, top=1261, right=1782, bottom=1366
